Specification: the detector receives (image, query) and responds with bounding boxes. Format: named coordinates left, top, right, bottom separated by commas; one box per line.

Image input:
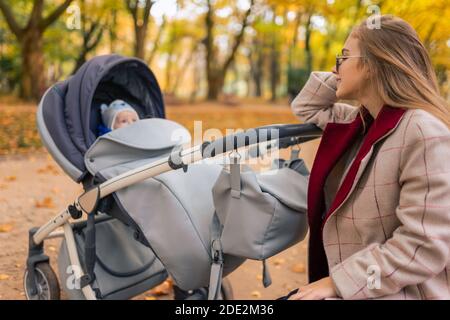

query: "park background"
left=0, top=0, right=449, bottom=299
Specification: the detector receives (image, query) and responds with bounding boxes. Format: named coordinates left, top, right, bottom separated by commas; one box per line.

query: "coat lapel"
left=306, top=105, right=406, bottom=282
left=321, top=106, right=406, bottom=228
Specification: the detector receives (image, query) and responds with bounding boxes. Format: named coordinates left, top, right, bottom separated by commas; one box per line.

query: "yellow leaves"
left=291, top=263, right=306, bottom=274
left=0, top=108, right=42, bottom=155
left=148, top=279, right=173, bottom=296
left=37, top=164, right=59, bottom=175
left=4, top=176, right=16, bottom=182
left=51, top=187, right=61, bottom=194
left=0, top=223, right=14, bottom=233
left=0, top=274, right=10, bottom=281
left=272, top=258, right=286, bottom=266
left=35, top=196, right=55, bottom=209
left=144, top=296, right=157, bottom=300
left=251, top=290, right=261, bottom=298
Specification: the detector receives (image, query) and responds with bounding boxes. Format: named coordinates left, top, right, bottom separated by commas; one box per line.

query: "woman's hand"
left=288, top=276, right=338, bottom=300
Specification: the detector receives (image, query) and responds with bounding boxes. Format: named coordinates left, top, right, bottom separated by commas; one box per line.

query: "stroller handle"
left=200, top=123, right=322, bottom=159
left=75, top=123, right=322, bottom=216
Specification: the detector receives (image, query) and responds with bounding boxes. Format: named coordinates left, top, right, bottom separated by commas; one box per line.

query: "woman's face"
left=332, top=35, right=368, bottom=100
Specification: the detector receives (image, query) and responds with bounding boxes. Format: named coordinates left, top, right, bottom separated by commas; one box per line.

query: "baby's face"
left=113, top=111, right=139, bottom=129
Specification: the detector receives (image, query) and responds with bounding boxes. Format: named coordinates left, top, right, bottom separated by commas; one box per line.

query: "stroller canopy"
left=37, top=54, right=165, bottom=183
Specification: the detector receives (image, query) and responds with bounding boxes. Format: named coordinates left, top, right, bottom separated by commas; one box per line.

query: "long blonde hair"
left=352, top=15, right=449, bottom=128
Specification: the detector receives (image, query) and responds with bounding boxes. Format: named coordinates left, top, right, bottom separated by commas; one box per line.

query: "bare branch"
left=0, top=0, right=23, bottom=38
left=125, top=0, right=138, bottom=21
left=40, top=0, right=74, bottom=30
left=222, top=0, right=254, bottom=73
left=147, top=15, right=167, bottom=65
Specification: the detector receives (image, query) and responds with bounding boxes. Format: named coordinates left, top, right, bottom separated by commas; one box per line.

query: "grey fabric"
left=98, top=162, right=244, bottom=290
left=85, top=118, right=191, bottom=173
left=37, top=86, right=84, bottom=182
left=212, top=165, right=309, bottom=261
left=84, top=119, right=307, bottom=291
left=85, top=120, right=244, bottom=290
left=58, top=218, right=168, bottom=300
left=256, top=167, right=309, bottom=212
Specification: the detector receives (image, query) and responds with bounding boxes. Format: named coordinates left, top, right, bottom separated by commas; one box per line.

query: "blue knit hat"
left=100, top=100, right=139, bottom=129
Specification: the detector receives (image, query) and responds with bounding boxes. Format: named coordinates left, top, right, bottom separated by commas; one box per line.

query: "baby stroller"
left=24, top=54, right=321, bottom=300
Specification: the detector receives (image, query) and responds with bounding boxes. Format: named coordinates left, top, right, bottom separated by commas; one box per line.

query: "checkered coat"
left=291, top=71, right=450, bottom=300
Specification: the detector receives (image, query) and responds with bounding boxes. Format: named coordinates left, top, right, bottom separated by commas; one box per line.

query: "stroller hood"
left=85, top=118, right=191, bottom=174
left=37, top=54, right=165, bottom=183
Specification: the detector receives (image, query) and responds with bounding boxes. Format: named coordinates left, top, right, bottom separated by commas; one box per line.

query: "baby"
left=98, top=100, right=139, bottom=135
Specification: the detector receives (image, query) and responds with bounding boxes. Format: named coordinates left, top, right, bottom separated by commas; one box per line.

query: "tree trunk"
left=109, top=8, right=118, bottom=53
left=269, top=46, right=280, bottom=102
left=20, top=30, right=46, bottom=100
left=250, top=38, right=263, bottom=97
left=134, top=25, right=147, bottom=60
left=204, top=0, right=253, bottom=100
left=207, top=71, right=224, bottom=100
left=0, top=0, right=73, bottom=101
left=304, top=13, right=313, bottom=75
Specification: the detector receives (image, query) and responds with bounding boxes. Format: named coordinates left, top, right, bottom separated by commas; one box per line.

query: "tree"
left=125, top=0, right=153, bottom=59
left=204, top=0, right=254, bottom=100
left=0, top=0, right=73, bottom=100
left=71, top=0, right=107, bottom=74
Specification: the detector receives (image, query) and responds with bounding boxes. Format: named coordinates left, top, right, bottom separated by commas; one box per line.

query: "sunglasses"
left=335, top=54, right=365, bottom=73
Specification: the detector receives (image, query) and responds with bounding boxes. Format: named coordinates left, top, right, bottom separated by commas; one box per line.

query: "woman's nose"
left=331, top=65, right=338, bottom=75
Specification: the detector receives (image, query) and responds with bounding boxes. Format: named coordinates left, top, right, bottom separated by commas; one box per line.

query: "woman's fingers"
left=288, top=288, right=311, bottom=300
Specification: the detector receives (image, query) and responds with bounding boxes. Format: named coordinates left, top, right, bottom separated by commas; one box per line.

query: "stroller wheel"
left=24, top=263, right=61, bottom=300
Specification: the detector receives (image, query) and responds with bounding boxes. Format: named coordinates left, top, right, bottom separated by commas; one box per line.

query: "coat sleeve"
left=330, top=111, right=450, bottom=299
left=290, top=71, right=357, bottom=129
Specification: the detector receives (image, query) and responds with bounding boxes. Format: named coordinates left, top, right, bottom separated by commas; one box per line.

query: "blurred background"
left=0, top=0, right=449, bottom=154
left=0, top=0, right=449, bottom=300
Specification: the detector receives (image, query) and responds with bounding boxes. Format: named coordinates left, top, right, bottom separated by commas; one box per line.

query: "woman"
left=288, top=15, right=450, bottom=300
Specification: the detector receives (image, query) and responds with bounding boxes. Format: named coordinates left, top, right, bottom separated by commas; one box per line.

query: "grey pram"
left=24, top=54, right=321, bottom=300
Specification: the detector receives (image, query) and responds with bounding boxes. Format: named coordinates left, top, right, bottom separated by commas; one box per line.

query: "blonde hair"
left=352, top=15, right=450, bottom=128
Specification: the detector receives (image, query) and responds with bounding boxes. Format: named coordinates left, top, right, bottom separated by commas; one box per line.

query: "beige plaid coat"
left=291, top=71, right=450, bottom=300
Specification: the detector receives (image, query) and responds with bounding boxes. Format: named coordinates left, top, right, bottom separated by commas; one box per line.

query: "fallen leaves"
left=251, top=290, right=261, bottom=298
left=51, top=187, right=61, bottom=194
left=148, top=279, right=173, bottom=296
left=35, top=197, right=55, bottom=209
left=0, top=224, right=13, bottom=233
left=37, top=164, right=59, bottom=175
left=291, top=263, right=306, bottom=274
left=0, top=109, right=42, bottom=155
left=0, top=274, right=10, bottom=281
left=272, top=258, right=286, bottom=266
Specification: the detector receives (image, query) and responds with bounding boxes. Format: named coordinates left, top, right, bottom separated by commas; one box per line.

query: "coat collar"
left=306, top=105, right=406, bottom=282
